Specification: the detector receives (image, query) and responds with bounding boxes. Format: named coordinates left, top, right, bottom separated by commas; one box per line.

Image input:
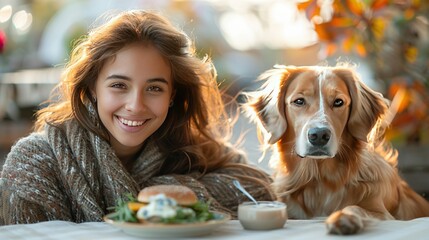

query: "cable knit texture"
left=0, top=119, right=275, bottom=225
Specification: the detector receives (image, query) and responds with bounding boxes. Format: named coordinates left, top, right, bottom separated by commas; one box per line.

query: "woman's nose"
left=125, top=92, right=146, bottom=112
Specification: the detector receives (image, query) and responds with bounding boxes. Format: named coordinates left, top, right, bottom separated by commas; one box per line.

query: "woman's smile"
left=117, top=116, right=147, bottom=127
left=115, top=115, right=150, bottom=134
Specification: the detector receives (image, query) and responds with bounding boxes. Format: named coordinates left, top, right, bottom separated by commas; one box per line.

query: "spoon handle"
left=233, top=180, right=259, bottom=205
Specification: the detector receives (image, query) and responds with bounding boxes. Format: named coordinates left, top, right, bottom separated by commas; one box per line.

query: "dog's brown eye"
left=333, top=99, right=344, bottom=107
left=293, top=98, right=305, bottom=106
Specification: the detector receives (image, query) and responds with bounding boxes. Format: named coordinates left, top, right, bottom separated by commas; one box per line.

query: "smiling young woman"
left=0, top=10, right=276, bottom=225
left=94, top=43, right=174, bottom=167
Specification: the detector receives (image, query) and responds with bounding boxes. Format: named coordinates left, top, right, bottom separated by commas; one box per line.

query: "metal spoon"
left=233, top=180, right=259, bottom=205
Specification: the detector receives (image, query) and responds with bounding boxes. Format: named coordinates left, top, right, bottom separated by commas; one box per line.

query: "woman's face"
left=95, top=43, right=173, bottom=157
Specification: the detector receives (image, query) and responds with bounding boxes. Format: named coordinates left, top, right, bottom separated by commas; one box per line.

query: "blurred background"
left=0, top=0, right=428, bottom=198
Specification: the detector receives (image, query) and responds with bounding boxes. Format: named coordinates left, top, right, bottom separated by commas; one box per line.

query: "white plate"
left=104, top=211, right=231, bottom=238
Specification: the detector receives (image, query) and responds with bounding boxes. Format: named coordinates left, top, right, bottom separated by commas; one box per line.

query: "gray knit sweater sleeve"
left=0, top=133, right=72, bottom=225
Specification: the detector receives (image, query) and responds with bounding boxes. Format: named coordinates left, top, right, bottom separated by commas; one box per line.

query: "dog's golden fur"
left=244, top=64, right=429, bottom=234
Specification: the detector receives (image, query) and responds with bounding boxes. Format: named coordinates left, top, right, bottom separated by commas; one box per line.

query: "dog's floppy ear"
left=335, top=68, right=390, bottom=142
left=243, top=66, right=291, bottom=144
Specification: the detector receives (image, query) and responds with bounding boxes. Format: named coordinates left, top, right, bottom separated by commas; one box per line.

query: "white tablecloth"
left=1, top=218, right=429, bottom=240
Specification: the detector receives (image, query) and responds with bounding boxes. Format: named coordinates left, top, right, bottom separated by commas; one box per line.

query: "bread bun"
left=138, top=185, right=198, bottom=206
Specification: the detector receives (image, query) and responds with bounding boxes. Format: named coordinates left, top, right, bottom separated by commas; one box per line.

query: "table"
left=1, top=218, right=428, bottom=240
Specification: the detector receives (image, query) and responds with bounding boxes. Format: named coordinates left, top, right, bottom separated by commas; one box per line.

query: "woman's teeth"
left=119, top=117, right=145, bottom=127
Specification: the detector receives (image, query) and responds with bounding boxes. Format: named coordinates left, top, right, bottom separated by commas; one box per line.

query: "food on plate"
left=108, top=185, right=215, bottom=224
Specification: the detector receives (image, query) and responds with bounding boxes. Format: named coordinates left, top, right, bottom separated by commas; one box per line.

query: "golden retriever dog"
left=244, top=64, right=429, bottom=235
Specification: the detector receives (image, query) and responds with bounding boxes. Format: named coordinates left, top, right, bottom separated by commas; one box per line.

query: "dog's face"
left=245, top=65, right=389, bottom=159
left=284, top=70, right=351, bottom=158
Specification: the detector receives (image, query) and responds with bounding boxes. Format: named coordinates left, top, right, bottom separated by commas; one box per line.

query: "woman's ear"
left=169, top=90, right=176, bottom=107
left=91, top=92, right=97, bottom=103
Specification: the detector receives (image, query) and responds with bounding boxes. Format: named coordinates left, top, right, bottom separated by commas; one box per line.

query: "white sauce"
left=136, top=194, right=178, bottom=220
left=238, top=201, right=287, bottom=230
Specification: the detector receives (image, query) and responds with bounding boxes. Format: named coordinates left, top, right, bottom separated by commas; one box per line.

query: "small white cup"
left=238, top=201, right=287, bottom=230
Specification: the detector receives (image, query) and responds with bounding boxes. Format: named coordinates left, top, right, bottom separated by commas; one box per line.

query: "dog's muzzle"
left=306, top=127, right=333, bottom=157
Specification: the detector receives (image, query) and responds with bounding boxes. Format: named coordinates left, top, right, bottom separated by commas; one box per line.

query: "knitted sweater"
left=0, top=120, right=275, bottom=225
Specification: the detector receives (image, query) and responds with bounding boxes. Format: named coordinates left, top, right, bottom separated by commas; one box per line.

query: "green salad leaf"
left=160, top=200, right=215, bottom=224
left=107, top=193, right=138, bottom=223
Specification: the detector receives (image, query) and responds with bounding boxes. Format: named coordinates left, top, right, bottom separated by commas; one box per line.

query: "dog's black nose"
left=308, top=127, right=331, bottom=146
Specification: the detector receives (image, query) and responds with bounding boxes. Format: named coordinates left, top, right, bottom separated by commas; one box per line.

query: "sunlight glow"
left=219, top=11, right=263, bottom=51
left=218, top=0, right=318, bottom=50
left=12, top=10, right=33, bottom=34
left=0, top=5, right=12, bottom=23
left=264, top=1, right=318, bottom=48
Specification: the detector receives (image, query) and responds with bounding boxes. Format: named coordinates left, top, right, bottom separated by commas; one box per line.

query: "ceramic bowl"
left=238, top=201, right=287, bottom=230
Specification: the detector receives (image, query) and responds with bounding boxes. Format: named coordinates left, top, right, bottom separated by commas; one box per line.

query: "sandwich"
left=109, top=184, right=214, bottom=224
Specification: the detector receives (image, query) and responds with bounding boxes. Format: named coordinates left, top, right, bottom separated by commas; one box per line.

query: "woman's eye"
left=110, top=82, right=126, bottom=89
left=147, top=86, right=163, bottom=92
left=293, top=98, right=305, bottom=106
left=333, top=99, right=344, bottom=107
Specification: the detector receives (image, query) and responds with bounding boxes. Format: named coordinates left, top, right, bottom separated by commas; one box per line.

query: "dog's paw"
left=325, top=211, right=364, bottom=235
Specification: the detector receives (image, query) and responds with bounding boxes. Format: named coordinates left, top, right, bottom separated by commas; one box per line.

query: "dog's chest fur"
left=281, top=176, right=349, bottom=218
left=273, top=149, right=395, bottom=219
